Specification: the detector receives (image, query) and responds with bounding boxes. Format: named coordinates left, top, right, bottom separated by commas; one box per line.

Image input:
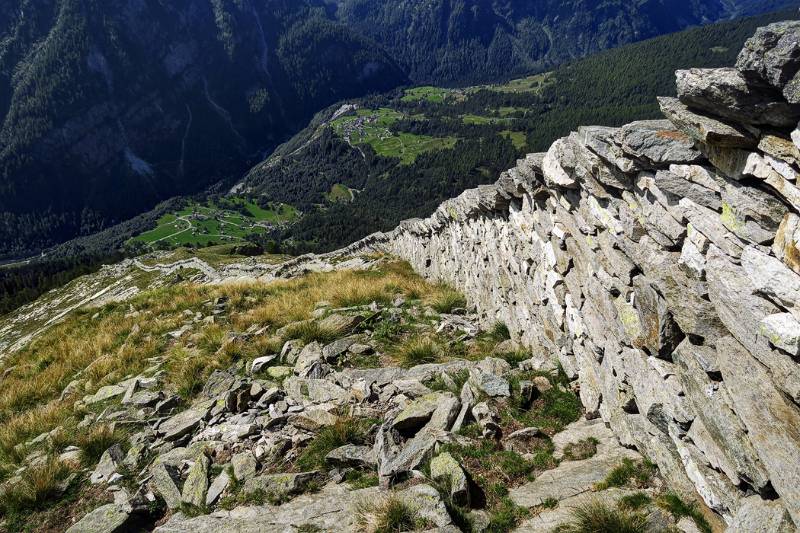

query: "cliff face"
left=351, top=21, right=800, bottom=527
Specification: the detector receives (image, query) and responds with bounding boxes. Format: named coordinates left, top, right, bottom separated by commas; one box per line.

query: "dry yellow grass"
left=0, top=261, right=454, bottom=480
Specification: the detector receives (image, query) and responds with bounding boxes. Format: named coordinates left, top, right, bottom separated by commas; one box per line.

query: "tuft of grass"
left=429, top=285, right=467, bottom=314
left=618, top=492, right=652, bottom=511
left=295, top=417, right=373, bottom=471
left=542, top=497, right=559, bottom=509
left=505, top=369, right=582, bottom=433
left=656, top=493, right=712, bottom=533
left=555, top=501, right=648, bottom=533
left=393, top=336, right=441, bottom=368
left=356, top=495, right=429, bottom=533
left=488, top=322, right=511, bottom=342
left=562, top=438, right=599, bottom=461
left=344, top=470, right=379, bottom=489
left=485, top=497, right=530, bottom=532
left=280, top=321, right=339, bottom=345
left=0, top=458, right=76, bottom=517
left=595, top=459, right=656, bottom=490
left=426, top=369, right=469, bottom=393
left=76, top=425, right=126, bottom=466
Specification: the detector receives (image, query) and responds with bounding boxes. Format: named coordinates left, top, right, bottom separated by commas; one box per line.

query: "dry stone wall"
left=346, top=21, right=800, bottom=528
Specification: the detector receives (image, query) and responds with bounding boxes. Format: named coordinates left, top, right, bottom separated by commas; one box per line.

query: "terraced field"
left=133, top=198, right=298, bottom=249
left=331, top=108, right=458, bottom=165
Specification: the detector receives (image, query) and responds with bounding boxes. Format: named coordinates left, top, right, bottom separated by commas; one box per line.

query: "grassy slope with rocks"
left=0, top=250, right=718, bottom=532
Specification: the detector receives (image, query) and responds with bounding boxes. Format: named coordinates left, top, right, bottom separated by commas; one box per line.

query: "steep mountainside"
left=330, top=0, right=795, bottom=83
left=235, top=8, right=800, bottom=253
left=0, top=0, right=405, bottom=258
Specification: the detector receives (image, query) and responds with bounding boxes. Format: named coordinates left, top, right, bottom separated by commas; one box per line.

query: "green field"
left=332, top=107, right=457, bottom=164
left=133, top=197, right=298, bottom=249
left=500, top=130, right=527, bottom=150
left=326, top=183, right=355, bottom=203
left=401, top=86, right=452, bottom=103
left=476, top=72, right=555, bottom=94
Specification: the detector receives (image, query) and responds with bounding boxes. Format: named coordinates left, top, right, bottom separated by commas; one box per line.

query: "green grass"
left=401, top=86, right=451, bottom=103
left=133, top=197, right=298, bottom=249
left=595, top=459, right=657, bottom=490
left=500, top=130, right=527, bottom=150
left=480, top=72, right=554, bottom=94
left=562, top=437, right=599, bottom=461
left=554, top=501, right=648, bottom=533
left=332, top=108, right=457, bottom=165
left=357, top=495, right=431, bottom=532
left=618, top=492, right=652, bottom=511
left=279, top=321, right=340, bottom=345
left=295, top=418, right=373, bottom=471
left=326, top=184, right=354, bottom=203
left=505, top=369, right=583, bottom=433
left=393, top=336, right=442, bottom=368
left=656, top=493, right=712, bottom=533
left=430, top=286, right=467, bottom=313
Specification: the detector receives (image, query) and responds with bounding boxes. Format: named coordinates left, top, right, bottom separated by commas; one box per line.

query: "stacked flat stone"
left=347, top=20, right=800, bottom=530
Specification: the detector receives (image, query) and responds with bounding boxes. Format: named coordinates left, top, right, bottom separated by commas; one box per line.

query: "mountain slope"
left=236, top=7, right=800, bottom=253
left=0, top=0, right=405, bottom=258
left=330, top=0, right=795, bottom=84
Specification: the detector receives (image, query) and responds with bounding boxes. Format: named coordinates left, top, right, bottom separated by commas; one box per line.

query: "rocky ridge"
left=329, top=20, right=800, bottom=529
left=7, top=18, right=800, bottom=533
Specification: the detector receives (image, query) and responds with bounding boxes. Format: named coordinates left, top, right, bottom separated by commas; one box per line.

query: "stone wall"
left=345, top=21, right=800, bottom=528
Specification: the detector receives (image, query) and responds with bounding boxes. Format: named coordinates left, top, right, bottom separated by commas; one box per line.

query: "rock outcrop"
left=344, top=20, right=800, bottom=528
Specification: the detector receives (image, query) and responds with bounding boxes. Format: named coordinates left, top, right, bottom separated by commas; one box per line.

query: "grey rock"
left=250, top=354, right=277, bottom=374
left=471, top=402, right=500, bottom=438
left=322, top=337, right=356, bottom=361
left=206, top=470, right=230, bottom=506
left=614, top=119, right=703, bottom=166
left=181, top=454, right=210, bottom=508
left=729, top=495, right=796, bottom=533
left=243, top=471, right=318, bottom=498
left=65, top=503, right=131, bottom=533
left=158, top=405, right=209, bottom=441
left=391, top=393, right=441, bottom=433
left=761, top=313, right=800, bottom=356
left=400, top=483, right=454, bottom=529
left=280, top=339, right=305, bottom=364
left=293, top=342, right=325, bottom=377
left=469, top=368, right=510, bottom=397
left=430, top=452, right=469, bottom=506
left=509, top=442, right=641, bottom=507
left=90, top=444, right=124, bottom=485
left=154, top=483, right=380, bottom=533
left=721, top=180, right=787, bottom=244
left=737, top=21, right=800, bottom=102
left=318, top=313, right=363, bottom=333
left=231, top=451, right=257, bottom=481
left=658, top=96, right=756, bottom=148
left=654, top=169, right=721, bottom=211
left=325, top=444, right=377, bottom=469
left=151, top=463, right=182, bottom=510
left=85, top=384, right=125, bottom=405
left=717, top=335, right=800, bottom=526
left=677, top=67, right=800, bottom=127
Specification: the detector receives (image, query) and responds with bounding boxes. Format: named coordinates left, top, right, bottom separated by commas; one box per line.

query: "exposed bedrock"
left=343, top=20, right=800, bottom=529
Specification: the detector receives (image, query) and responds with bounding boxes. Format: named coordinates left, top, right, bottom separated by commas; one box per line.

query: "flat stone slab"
left=551, top=417, right=617, bottom=460
left=154, top=484, right=380, bottom=533
left=510, top=441, right=641, bottom=508
left=515, top=488, right=639, bottom=532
